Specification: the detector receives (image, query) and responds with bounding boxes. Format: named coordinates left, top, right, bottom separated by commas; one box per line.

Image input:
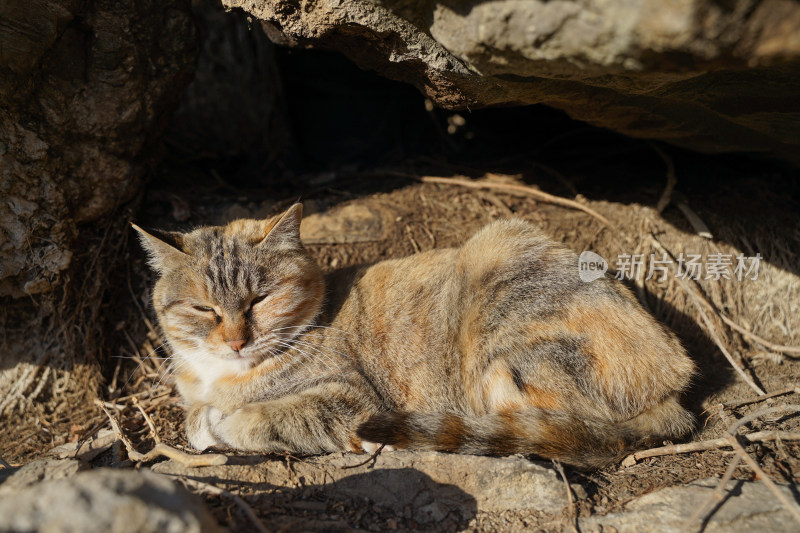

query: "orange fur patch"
left=523, top=385, right=560, bottom=410
left=437, top=414, right=467, bottom=449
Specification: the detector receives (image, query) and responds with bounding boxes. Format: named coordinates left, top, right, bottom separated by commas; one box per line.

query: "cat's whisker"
left=278, top=336, right=353, bottom=365
left=272, top=340, right=347, bottom=375
left=273, top=324, right=352, bottom=339
left=113, top=355, right=171, bottom=360
left=117, top=340, right=173, bottom=387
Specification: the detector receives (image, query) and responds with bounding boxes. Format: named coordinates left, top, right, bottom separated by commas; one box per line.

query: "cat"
left=133, top=203, right=696, bottom=469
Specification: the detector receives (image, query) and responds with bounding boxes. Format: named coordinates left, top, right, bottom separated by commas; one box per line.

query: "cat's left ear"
left=259, top=203, right=303, bottom=247
left=131, top=224, right=189, bottom=273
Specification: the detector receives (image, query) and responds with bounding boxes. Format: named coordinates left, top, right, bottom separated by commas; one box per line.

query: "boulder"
left=0, top=0, right=196, bottom=416
left=223, top=0, right=800, bottom=164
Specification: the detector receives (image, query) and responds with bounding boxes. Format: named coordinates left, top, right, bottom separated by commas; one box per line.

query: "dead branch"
left=404, top=225, right=421, bottom=253
left=680, top=454, right=742, bottom=533
left=479, top=191, right=514, bottom=217
left=721, top=387, right=800, bottom=411
left=679, top=277, right=765, bottom=395
left=648, top=229, right=800, bottom=357
left=717, top=315, right=800, bottom=357
left=95, top=399, right=227, bottom=467
left=727, top=404, right=800, bottom=434
left=726, top=435, right=800, bottom=526
left=172, top=475, right=269, bottom=533
left=649, top=234, right=765, bottom=395
left=341, top=444, right=385, bottom=470
left=650, top=143, right=677, bottom=214
left=395, top=173, right=614, bottom=228
left=132, top=397, right=161, bottom=444
left=721, top=404, right=800, bottom=527
left=672, top=192, right=713, bottom=239
left=621, top=430, right=800, bottom=466
left=552, top=460, right=579, bottom=533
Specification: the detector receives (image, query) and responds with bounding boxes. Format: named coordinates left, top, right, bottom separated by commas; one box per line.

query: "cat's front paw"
left=209, top=404, right=261, bottom=451
left=361, top=441, right=396, bottom=454
left=206, top=406, right=224, bottom=427
left=186, top=405, right=225, bottom=451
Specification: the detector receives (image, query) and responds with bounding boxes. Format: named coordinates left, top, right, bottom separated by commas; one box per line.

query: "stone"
left=223, top=0, right=800, bottom=165
left=48, top=429, right=117, bottom=462
left=154, top=450, right=576, bottom=520
left=0, top=458, right=85, bottom=492
left=580, top=477, right=800, bottom=532
left=0, top=467, right=221, bottom=533
left=0, top=0, right=196, bottom=417
left=0, top=0, right=196, bottom=298
left=300, top=204, right=392, bottom=244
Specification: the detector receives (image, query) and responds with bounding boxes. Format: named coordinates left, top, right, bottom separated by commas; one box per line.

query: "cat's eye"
left=250, top=294, right=269, bottom=309
left=192, top=305, right=215, bottom=313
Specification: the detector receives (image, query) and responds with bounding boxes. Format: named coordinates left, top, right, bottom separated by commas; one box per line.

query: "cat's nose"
left=225, top=339, right=247, bottom=352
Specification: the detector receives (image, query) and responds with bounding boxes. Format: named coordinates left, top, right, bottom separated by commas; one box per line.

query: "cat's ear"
left=131, top=224, right=189, bottom=272
left=260, top=203, right=303, bottom=247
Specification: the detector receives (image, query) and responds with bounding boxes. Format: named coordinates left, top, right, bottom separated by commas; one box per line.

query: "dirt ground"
left=2, top=121, right=800, bottom=531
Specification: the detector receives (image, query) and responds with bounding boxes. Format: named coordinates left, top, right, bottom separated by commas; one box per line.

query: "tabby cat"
left=134, top=203, right=695, bottom=469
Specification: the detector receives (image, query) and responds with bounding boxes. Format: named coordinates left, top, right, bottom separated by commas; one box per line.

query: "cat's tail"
left=356, top=406, right=691, bottom=469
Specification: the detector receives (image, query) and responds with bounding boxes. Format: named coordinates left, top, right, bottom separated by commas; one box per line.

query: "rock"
left=0, top=0, right=196, bottom=416
left=154, top=450, right=576, bottom=520
left=223, top=0, right=800, bottom=164
left=48, top=429, right=117, bottom=462
left=0, top=0, right=196, bottom=298
left=0, top=458, right=85, bottom=491
left=581, top=477, right=800, bottom=532
left=300, top=204, right=392, bottom=244
left=0, top=467, right=221, bottom=533
left=166, top=0, right=290, bottom=179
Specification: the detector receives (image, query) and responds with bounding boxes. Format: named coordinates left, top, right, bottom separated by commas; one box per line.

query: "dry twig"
left=341, top=444, right=385, bottom=470
left=650, top=143, right=677, bottom=213
left=172, top=475, right=269, bottom=533
left=727, top=404, right=800, bottom=434
left=96, top=399, right=227, bottom=467
left=390, top=172, right=614, bottom=228
left=552, top=460, right=579, bottom=533
left=404, top=225, right=421, bottom=253
left=672, top=192, right=713, bottom=239
left=132, top=397, right=161, bottom=444
left=647, top=234, right=800, bottom=357
left=719, top=387, right=800, bottom=411
left=721, top=404, right=800, bottom=527
left=621, top=430, right=800, bottom=466
left=680, top=455, right=742, bottom=533
left=649, top=234, right=765, bottom=395
left=479, top=191, right=514, bottom=217
left=717, top=315, right=800, bottom=357
left=726, top=435, right=800, bottom=525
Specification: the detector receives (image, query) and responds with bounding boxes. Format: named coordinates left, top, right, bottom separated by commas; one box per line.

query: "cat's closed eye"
left=192, top=305, right=222, bottom=323
left=250, top=294, right=269, bottom=309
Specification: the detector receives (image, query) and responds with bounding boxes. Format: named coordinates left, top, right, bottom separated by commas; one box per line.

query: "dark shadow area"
left=165, top=459, right=478, bottom=531
left=158, top=36, right=799, bottom=271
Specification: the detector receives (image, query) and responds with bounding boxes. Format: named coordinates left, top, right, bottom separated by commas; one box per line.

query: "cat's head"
left=133, top=204, right=324, bottom=372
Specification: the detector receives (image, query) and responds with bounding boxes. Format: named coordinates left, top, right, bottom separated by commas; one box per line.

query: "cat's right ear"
left=131, top=224, right=188, bottom=273
left=258, top=203, right=303, bottom=248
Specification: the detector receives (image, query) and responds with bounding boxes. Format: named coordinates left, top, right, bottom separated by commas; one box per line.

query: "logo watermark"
left=578, top=251, right=608, bottom=282
left=578, top=251, right=762, bottom=283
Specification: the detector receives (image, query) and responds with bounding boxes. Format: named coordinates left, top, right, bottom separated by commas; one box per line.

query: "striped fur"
left=135, top=204, right=695, bottom=468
